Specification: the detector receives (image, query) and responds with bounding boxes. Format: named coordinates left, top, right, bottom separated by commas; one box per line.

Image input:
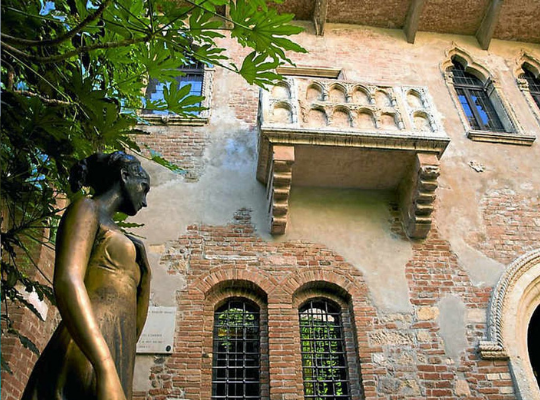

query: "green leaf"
left=239, top=51, right=281, bottom=87
left=148, top=149, right=183, bottom=173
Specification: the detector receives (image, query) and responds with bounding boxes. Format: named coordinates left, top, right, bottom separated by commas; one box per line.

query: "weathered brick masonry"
left=132, top=209, right=516, bottom=400
left=4, top=15, right=540, bottom=400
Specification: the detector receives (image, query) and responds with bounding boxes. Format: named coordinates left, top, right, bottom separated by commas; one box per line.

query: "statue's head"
left=69, top=151, right=150, bottom=215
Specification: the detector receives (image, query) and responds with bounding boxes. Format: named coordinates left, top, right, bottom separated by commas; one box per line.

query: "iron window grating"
left=212, top=299, right=261, bottom=400
left=299, top=299, right=352, bottom=400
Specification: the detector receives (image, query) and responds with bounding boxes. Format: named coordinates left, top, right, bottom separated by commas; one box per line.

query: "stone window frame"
left=514, top=51, right=540, bottom=126
left=140, top=64, right=214, bottom=126
left=478, top=248, right=540, bottom=400
left=441, top=46, right=534, bottom=146
left=292, top=285, right=364, bottom=400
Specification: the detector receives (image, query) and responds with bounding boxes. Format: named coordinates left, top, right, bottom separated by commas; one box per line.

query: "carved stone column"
left=400, top=153, right=440, bottom=239
left=267, top=145, right=295, bottom=235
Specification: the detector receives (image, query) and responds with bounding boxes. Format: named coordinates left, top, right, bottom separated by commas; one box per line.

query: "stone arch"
left=306, top=82, right=324, bottom=102
left=379, top=112, right=399, bottom=130
left=306, top=106, right=328, bottom=127
left=440, top=45, right=525, bottom=138
left=271, top=101, right=293, bottom=123
left=356, top=108, right=376, bottom=129
left=330, top=106, right=352, bottom=128
left=352, top=85, right=371, bottom=104
left=412, top=111, right=433, bottom=132
left=328, top=83, right=347, bottom=103
left=271, top=82, right=292, bottom=99
left=440, top=45, right=492, bottom=82
left=406, top=89, right=424, bottom=109
left=479, top=248, right=540, bottom=400
left=514, top=51, right=540, bottom=79
left=375, top=90, right=392, bottom=107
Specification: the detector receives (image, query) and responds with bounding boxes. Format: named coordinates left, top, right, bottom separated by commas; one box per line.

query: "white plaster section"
left=146, top=251, right=186, bottom=307
left=283, top=187, right=413, bottom=313
left=436, top=163, right=506, bottom=286
left=437, top=295, right=467, bottom=362
left=133, top=355, right=154, bottom=392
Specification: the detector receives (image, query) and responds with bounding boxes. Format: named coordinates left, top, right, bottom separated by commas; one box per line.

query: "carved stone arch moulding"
left=479, top=248, right=540, bottom=400
left=441, top=44, right=533, bottom=145
left=514, top=50, right=540, bottom=125
left=513, top=50, right=540, bottom=79
left=440, top=45, right=493, bottom=83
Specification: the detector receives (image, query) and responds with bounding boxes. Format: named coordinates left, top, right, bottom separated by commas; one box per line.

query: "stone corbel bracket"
left=400, top=153, right=440, bottom=239
left=267, top=146, right=295, bottom=235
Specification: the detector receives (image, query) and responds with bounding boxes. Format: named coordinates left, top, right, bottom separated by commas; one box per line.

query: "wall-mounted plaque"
left=136, top=306, right=176, bottom=354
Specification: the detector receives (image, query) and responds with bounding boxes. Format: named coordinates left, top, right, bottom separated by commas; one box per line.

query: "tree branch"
left=13, top=90, right=73, bottom=106
left=1, top=0, right=113, bottom=48
left=2, top=36, right=151, bottom=64
left=2, top=60, right=16, bottom=90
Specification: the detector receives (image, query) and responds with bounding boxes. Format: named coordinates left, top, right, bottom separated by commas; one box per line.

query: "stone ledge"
left=138, top=115, right=209, bottom=126
left=478, top=340, right=508, bottom=360
left=276, top=66, right=342, bottom=78
left=261, top=127, right=450, bottom=158
left=467, top=130, right=536, bottom=146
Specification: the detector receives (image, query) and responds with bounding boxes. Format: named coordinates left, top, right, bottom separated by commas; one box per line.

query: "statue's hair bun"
left=69, top=157, right=90, bottom=193
left=69, top=152, right=142, bottom=194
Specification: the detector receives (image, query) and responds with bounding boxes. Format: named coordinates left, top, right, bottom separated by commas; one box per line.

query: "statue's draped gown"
left=22, top=225, right=141, bottom=400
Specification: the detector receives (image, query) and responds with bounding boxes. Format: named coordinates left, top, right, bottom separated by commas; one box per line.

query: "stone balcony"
left=256, top=77, right=450, bottom=238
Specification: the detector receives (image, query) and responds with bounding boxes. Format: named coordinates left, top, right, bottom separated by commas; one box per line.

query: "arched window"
left=451, top=59, right=505, bottom=132
left=529, top=305, right=540, bottom=389
left=299, top=299, right=351, bottom=400
left=521, top=64, right=540, bottom=109
left=212, top=298, right=260, bottom=400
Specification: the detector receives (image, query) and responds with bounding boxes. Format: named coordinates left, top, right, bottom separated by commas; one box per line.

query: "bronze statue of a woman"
left=23, top=152, right=151, bottom=400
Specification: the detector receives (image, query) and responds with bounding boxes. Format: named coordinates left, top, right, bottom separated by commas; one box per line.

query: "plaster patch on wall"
left=448, top=236, right=503, bottom=286
left=436, top=165, right=505, bottom=286
left=133, top=355, right=154, bottom=392
left=437, top=295, right=467, bottom=362
left=132, top=130, right=268, bottom=245
left=147, top=251, right=186, bottom=307
left=284, top=188, right=413, bottom=313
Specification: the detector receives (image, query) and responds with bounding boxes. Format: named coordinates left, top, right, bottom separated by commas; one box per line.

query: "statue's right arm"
left=53, top=198, right=126, bottom=400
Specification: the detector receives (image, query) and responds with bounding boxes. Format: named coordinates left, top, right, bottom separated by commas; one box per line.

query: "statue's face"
left=121, top=167, right=150, bottom=216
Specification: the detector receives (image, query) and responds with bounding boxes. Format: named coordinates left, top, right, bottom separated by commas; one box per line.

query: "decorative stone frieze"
left=257, top=77, right=450, bottom=237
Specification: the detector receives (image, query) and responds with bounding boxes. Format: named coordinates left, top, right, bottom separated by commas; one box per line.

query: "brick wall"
left=1, top=232, right=59, bottom=400
left=470, top=188, right=540, bottom=265
left=132, top=208, right=517, bottom=400
left=136, top=126, right=207, bottom=181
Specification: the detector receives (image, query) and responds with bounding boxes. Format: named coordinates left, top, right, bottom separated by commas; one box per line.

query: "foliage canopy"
left=0, top=0, right=305, bottom=372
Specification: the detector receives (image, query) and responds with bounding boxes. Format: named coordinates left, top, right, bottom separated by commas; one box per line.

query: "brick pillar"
left=267, top=301, right=301, bottom=400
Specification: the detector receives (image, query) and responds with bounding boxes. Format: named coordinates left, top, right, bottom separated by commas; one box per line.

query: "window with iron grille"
left=299, top=299, right=351, bottom=400
left=521, top=64, right=540, bottom=110
left=143, top=59, right=205, bottom=116
left=212, top=299, right=261, bottom=400
left=451, top=59, right=505, bottom=132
